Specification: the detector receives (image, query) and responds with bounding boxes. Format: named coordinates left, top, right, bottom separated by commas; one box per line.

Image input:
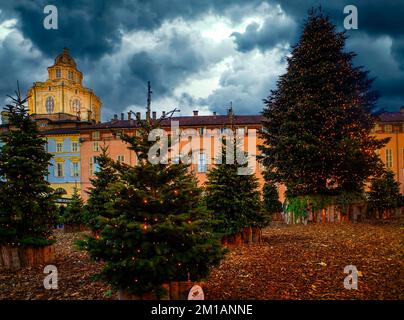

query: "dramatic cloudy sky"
left=0, top=0, right=403, bottom=120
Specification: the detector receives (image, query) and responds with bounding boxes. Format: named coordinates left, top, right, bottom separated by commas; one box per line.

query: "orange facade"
left=78, top=114, right=268, bottom=201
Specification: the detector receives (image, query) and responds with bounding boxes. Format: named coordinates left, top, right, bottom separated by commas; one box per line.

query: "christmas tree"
left=0, top=85, right=57, bottom=247
left=81, top=114, right=224, bottom=297
left=205, top=136, right=266, bottom=236
left=63, top=187, right=86, bottom=226
left=84, top=146, right=119, bottom=232
left=263, top=182, right=282, bottom=215
left=260, top=9, right=387, bottom=207
left=367, top=170, right=402, bottom=219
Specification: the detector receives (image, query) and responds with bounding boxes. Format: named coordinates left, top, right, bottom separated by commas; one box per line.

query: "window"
left=89, top=156, right=99, bottom=176
left=71, top=99, right=81, bottom=113
left=374, top=124, right=382, bottom=132
left=117, top=155, right=125, bottom=162
left=220, top=127, right=227, bottom=134
left=68, top=71, right=73, bottom=80
left=199, top=127, right=205, bottom=135
left=71, top=141, right=79, bottom=152
left=197, top=152, right=207, bottom=173
left=56, top=68, right=61, bottom=78
left=56, top=142, right=63, bottom=153
left=385, top=124, right=393, bottom=133
left=92, top=131, right=100, bottom=140
left=237, top=127, right=246, bottom=135
left=45, top=96, right=54, bottom=114
left=93, top=141, right=100, bottom=152
left=386, top=149, right=393, bottom=168
left=55, top=162, right=64, bottom=177
left=71, top=162, right=80, bottom=177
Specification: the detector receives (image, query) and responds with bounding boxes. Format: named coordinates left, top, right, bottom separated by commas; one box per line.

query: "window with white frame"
left=385, top=124, right=393, bottom=133
left=71, top=162, right=80, bottom=177
left=93, top=141, right=100, bottom=152
left=197, top=152, right=207, bottom=173
left=55, top=162, right=64, bottom=177
left=117, top=155, right=125, bottom=162
left=92, top=131, right=100, bottom=140
left=386, top=149, right=393, bottom=168
left=56, top=142, right=63, bottom=153
left=45, top=96, right=55, bottom=114
left=237, top=127, right=245, bottom=135
left=89, top=156, right=99, bottom=176
left=71, top=141, right=79, bottom=152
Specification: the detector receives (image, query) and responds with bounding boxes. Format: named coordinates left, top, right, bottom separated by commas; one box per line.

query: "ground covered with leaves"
left=0, top=222, right=402, bottom=300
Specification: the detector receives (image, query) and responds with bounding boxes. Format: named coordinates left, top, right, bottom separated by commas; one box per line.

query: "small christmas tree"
left=84, top=147, right=119, bottom=232
left=63, top=187, right=86, bottom=231
left=81, top=113, right=224, bottom=298
left=0, top=85, right=57, bottom=247
left=205, top=136, right=266, bottom=240
left=263, top=182, right=282, bottom=215
left=367, top=170, right=402, bottom=219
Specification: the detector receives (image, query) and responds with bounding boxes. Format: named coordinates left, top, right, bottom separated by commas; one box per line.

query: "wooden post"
left=169, top=281, right=180, bottom=300
left=0, top=245, right=55, bottom=270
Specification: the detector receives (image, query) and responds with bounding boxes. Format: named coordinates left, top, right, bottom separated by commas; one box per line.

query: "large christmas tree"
left=0, top=87, right=57, bottom=247
left=205, top=136, right=266, bottom=236
left=260, top=9, right=386, bottom=202
left=82, top=114, right=224, bottom=297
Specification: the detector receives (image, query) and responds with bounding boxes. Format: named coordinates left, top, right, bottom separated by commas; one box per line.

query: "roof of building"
left=378, top=112, right=404, bottom=122
left=78, top=114, right=265, bottom=131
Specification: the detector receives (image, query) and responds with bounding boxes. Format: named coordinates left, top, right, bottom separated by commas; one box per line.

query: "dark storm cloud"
left=0, top=0, right=403, bottom=118
left=231, top=15, right=298, bottom=52
left=5, top=0, right=262, bottom=59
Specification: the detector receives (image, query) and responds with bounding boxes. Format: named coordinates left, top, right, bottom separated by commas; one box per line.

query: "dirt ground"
left=0, top=221, right=402, bottom=300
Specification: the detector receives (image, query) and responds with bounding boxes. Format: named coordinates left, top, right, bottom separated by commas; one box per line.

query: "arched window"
left=71, top=99, right=81, bottom=113
left=56, top=68, right=61, bottom=78
left=45, top=96, right=54, bottom=114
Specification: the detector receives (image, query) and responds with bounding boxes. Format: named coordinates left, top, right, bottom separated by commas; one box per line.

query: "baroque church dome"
left=54, top=47, right=77, bottom=68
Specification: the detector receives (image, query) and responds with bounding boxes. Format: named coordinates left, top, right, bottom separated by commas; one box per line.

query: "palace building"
left=1, top=49, right=403, bottom=202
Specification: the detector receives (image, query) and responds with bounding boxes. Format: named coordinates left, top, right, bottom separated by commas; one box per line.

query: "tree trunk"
left=0, top=245, right=55, bottom=270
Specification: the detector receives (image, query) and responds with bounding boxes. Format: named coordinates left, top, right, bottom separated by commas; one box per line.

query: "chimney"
left=152, top=111, right=157, bottom=120
left=162, top=111, right=166, bottom=118
left=213, top=111, right=216, bottom=116
left=128, top=112, right=132, bottom=120
left=136, top=112, right=141, bottom=120
left=121, top=113, right=125, bottom=120
left=193, top=110, right=199, bottom=116
left=113, top=114, right=118, bottom=120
